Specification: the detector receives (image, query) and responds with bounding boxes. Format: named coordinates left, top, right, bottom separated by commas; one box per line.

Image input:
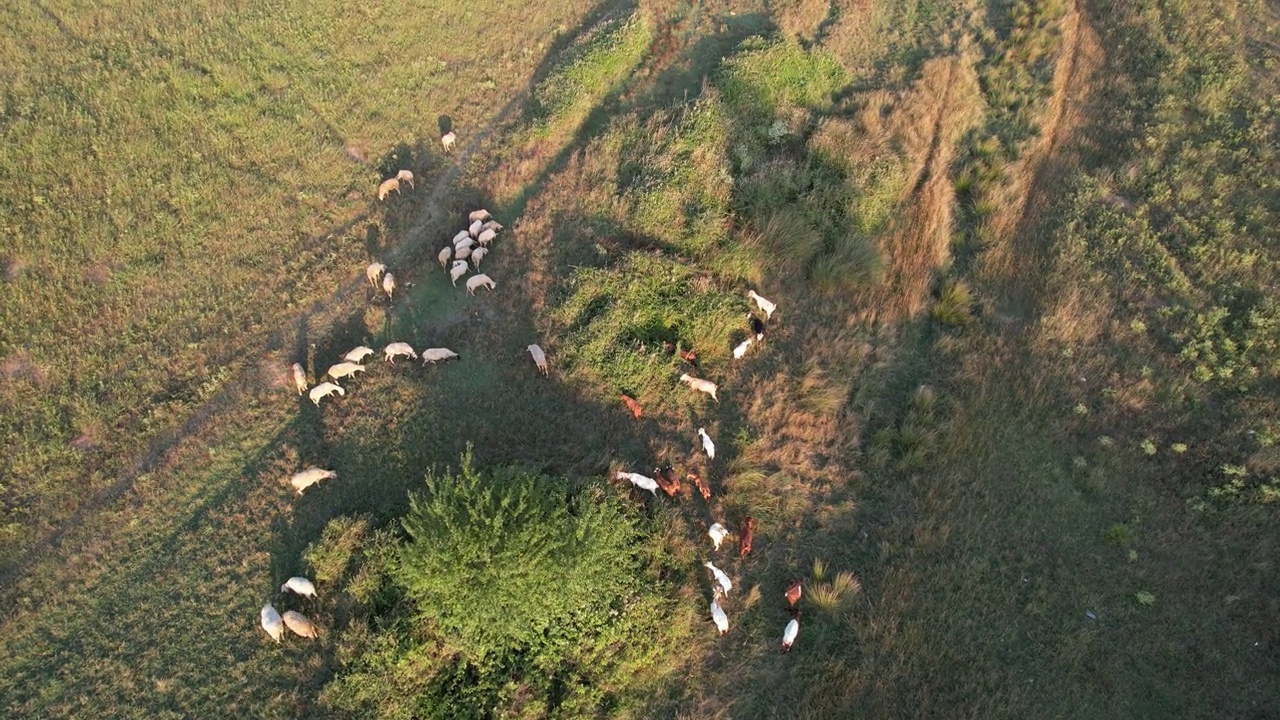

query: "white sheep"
left=477, top=228, right=497, bottom=246
left=470, top=246, right=487, bottom=268
left=420, top=347, right=460, bottom=364
left=697, top=427, right=716, bottom=459
left=679, top=373, right=719, bottom=402
left=290, top=467, right=336, bottom=495
left=455, top=246, right=473, bottom=261
left=526, top=344, right=548, bottom=376
left=281, top=576, right=317, bottom=599
left=395, top=169, right=414, bottom=189
left=438, top=246, right=452, bottom=268
left=748, top=290, right=776, bottom=320
left=480, top=220, right=504, bottom=233
left=377, top=177, right=400, bottom=201
left=708, top=522, right=728, bottom=550
left=441, top=130, right=456, bottom=151
left=733, top=338, right=752, bottom=359
left=366, top=262, right=386, bottom=289
left=469, top=209, right=491, bottom=222
left=705, top=561, right=732, bottom=595
left=452, top=230, right=472, bottom=245
left=282, top=610, right=319, bottom=639
left=450, top=261, right=469, bottom=286
left=343, top=346, right=374, bottom=363
left=454, top=237, right=476, bottom=251
left=468, top=219, right=483, bottom=238
left=382, top=272, right=396, bottom=300
left=616, top=471, right=658, bottom=495
left=291, top=363, right=307, bottom=395
left=261, top=602, right=284, bottom=643
left=465, top=273, right=495, bottom=296
left=383, top=342, right=417, bottom=363
left=711, top=594, right=729, bottom=636
left=327, top=362, right=366, bottom=381
left=309, top=381, right=345, bottom=406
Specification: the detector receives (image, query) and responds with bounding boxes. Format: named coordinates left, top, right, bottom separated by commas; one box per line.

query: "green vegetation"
left=528, top=14, right=653, bottom=134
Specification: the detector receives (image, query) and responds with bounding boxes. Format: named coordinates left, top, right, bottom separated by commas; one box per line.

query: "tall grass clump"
left=717, top=37, right=849, bottom=130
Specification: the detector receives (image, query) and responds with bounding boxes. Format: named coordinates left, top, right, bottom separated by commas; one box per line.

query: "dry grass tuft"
left=809, top=570, right=862, bottom=612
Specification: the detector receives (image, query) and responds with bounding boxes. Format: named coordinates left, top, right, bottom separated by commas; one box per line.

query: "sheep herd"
left=263, top=144, right=801, bottom=655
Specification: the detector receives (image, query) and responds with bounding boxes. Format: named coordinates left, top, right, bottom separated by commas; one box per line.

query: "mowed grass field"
left=2, top=0, right=1278, bottom=718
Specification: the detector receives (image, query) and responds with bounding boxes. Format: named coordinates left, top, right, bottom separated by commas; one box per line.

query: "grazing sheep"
left=689, top=471, right=711, bottom=500
left=748, top=290, right=777, bottom=320
left=697, top=427, right=716, bottom=459
left=480, top=220, right=504, bottom=233
left=469, top=209, right=491, bottom=222
left=452, top=230, right=472, bottom=245
left=450, top=261, right=469, bottom=286
left=739, top=517, right=755, bottom=559
left=476, top=228, right=497, bottom=246
left=309, top=381, right=345, bottom=406
left=282, top=610, right=319, bottom=639
left=465, top=273, right=495, bottom=295
left=292, top=363, right=307, bottom=395
left=396, top=169, right=415, bottom=189
left=620, top=393, right=643, bottom=419
left=526, top=344, right=548, bottom=375
left=383, top=342, right=417, bottom=363
left=470, top=246, right=488, bottom=268
left=705, top=561, right=733, bottom=595
left=454, top=237, right=476, bottom=252
left=455, top=246, right=472, bottom=261
left=290, top=467, right=336, bottom=495
left=438, top=246, right=452, bottom=268
left=343, top=346, right=375, bottom=363
left=420, top=347, right=460, bottom=364
left=327, top=362, right=366, bottom=381
left=748, top=314, right=765, bottom=341
left=366, top=262, right=386, bottom=288
left=678, top=373, right=719, bottom=402
left=781, top=610, right=801, bottom=653
left=711, top=593, right=729, bottom=636
left=785, top=580, right=803, bottom=608
left=261, top=603, right=284, bottom=643
left=616, top=471, right=658, bottom=495
left=733, top=338, right=752, bottom=359
left=282, top=576, right=317, bottom=599
left=441, top=130, right=456, bottom=151
left=708, top=522, right=728, bottom=550
left=468, top=219, right=483, bottom=238
left=377, top=177, right=400, bottom=200
left=382, top=272, right=396, bottom=300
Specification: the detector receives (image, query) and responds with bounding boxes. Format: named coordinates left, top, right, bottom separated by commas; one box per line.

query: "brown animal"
left=739, top=517, right=755, bottom=559
left=689, top=471, right=711, bottom=500
left=654, top=464, right=680, bottom=497
left=679, top=348, right=700, bottom=369
left=662, top=340, right=676, bottom=355
left=620, top=393, right=643, bottom=419
left=785, top=580, right=803, bottom=607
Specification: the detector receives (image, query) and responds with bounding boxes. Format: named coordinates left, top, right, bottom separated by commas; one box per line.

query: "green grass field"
left=1, top=0, right=1277, bottom=717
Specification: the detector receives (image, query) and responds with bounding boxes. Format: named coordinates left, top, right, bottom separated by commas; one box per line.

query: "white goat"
left=282, top=576, right=317, bottom=599
left=705, top=561, right=733, bottom=595
left=343, top=346, right=374, bottom=363
left=470, top=246, right=487, bottom=268
left=261, top=603, right=284, bottom=643
left=469, top=209, right=491, bottom=222
left=697, top=427, right=716, bottom=459
left=450, top=261, right=469, bottom=286
left=309, top=382, right=344, bottom=406
left=282, top=610, right=319, bottom=639
left=395, top=169, right=414, bottom=189
left=377, top=177, right=400, bottom=201
left=291, top=363, right=307, bottom=395
left=711, top=594, right=729, bottom=636
left=290, top=467, right=336, bottom=495
left=441, top=131, right=456, bottom=151
left=465, top=273, right=495, bottom=296
left=679, top=373, right=719, bottom=402
left=383, top=342, right=417, bottom=363
left=382, top=272, right=396, bottom=300
left=327, top=362, right=366, bottom=381
left=708, top=522, right=728, bottom=550
left=366, top=262, right=386, bottom=289
left=477, top=228, right=497, bottom=246
left=468, top=219, right=483, bottom=238
left=616, top=471, right=658, bottom=495
left=748, top=290, right=776, bottom=320
left=733, top=338, right=752, bottom=359
left=420, top=347, right=460, bottom=364
left=527, top=344, right=548, bottom=376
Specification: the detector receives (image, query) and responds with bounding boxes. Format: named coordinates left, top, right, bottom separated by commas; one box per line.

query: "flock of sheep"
left=261, top=129, right=801, bottom=653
